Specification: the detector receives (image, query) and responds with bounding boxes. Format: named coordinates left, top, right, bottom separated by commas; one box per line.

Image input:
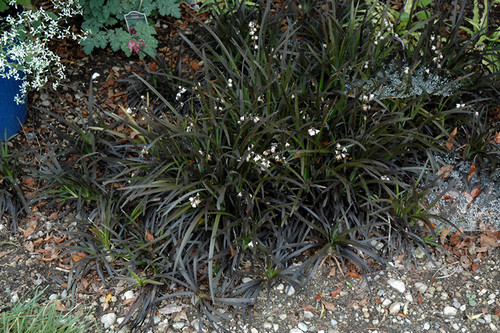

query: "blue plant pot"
left=0, top=73, right=27, bottom=140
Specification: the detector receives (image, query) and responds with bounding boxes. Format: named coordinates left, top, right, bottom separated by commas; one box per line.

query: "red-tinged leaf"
left=321, top=300, right=336, bottom=312
left=495, top=132, right=500, bottom=144
left=496, top=308, right=500, bottom=317
left=302, top=304, right=319, bottom=314
left=470, top=186, right=481, bottom=199
left=418, top=293, right=423, bottom=305
left=145, top=231, right=154, bottom=242
left=48, top=212, right=58, bottom=220
left=451, top=127, right=458, bottom=137
left=467, top=160, right=476, bottom=182
left=445, top=138, right=454, bottom=150
left=471, top=262, right=478, bottom=273
left=437, top=164, right=453, bottom=179
left=331, top=287, right=342, bottom=298
left=54, top=301, right=67, bottom=312
left=345, top=271, right=361, bottom=279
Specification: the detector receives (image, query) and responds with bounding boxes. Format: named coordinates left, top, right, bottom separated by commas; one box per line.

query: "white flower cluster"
left=335, top=143, right=348, bottom=161
left=248, top=21, right=259, bottom=49
left=189, top=193, right=201, bottom=208
left=429, top=36, right=444, bottom=68
left=0, top=0, right=84, bottom=104
left=308, top=127, right=320, bottom=136
left=238, top=114, right=260, bottom=124
left=361, top=93, right=375, bottom=111
left=176, top=86, right=187, bottom=106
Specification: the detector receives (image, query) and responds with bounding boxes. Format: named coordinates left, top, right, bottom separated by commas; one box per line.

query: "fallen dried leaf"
left=55, top=301, right=67, bottom=312
left=0, top=251, right=10, bottom=259
left=145, top=231, right=154, bottom=242
left=440, top=228, right=451, bottom=245
left=23, top=222, right=37, bottom=238
left=331, top=287, right=342, bottom=298
left=437, top=164, right=453, bottom=179
left=470, top=186, right=481, bottom=199
left=460, top=255, right=471, bottom=269
left=496, top=308, right=500, bottom=317
left=24, top=241, right=34, bottom=252
left=445, top=138, right=454, bottom=150
left=321, top=300, right=336, bottom=312
left=495, top=132, right=500, bottom=144
left=302, top=304, right=320, bottom=314
left=467, top=160, right=476, bottom=182
left=451, top=127, right=458, bottom=137
left=480, top=234, right=498, bottom=249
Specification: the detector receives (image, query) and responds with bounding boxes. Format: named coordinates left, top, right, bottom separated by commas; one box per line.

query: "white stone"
left=389, top=302, right=401, bottom=315
left=273, top=324, right=279, bottom=332
left=485, top=314, right=492, bottom=324
left=415, top=282, right=428, bottom=293
left=276, top=283, right=284, bottom=291
left=242, top=277, right=253, bottom=283
left=382, top=299, right=392, bottom=307
left=452, top=323, right=460, bottom=330
left=388, top=279, right=406, bottom=293
left=172, top=322, right=185, bottom=329
left=297, top=322, right=308, bottom=331
left=423, top=322, right=430, bottom=330
left=330, top=319, right=338, bottom=326
left=490, top=323, right=498, bottom=332
left=279, top=314, right=287, bottom=320
left=101, top=313, right=117, bottom=328
left=290, top=329, right=303, bottom=333
left=251, top=328, right=258, bottom=333
left=405, top=294, right=413, bottom=302
left=443, top=306, right=458, bottom=316
left=158, top=304, right=183, bottom=315
left=123, top=290, right=135, bottom=299
left=263, top=323, right=273, bottom=329
left=287, top=285, right=296, bottom=296
left=304, top=310, right=314, bottom=319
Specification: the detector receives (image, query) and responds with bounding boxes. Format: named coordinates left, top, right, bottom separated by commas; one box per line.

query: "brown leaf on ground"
left=55, top=301, right=67, bottom=312
left=440, top=228, right=451, bottom=245
left=451, top=127, right=458, bottom=137
left=23, top=222, right=37, bottom=238
left=470, top=186, right=481, bottom=199
left=480, top=234, right=498, bottom=249
left=0, top=251, right=10, bottom=259
left=437, top=164, right=453, bottom=179
left=495, top=132, right=500, bottom=144
left=460, top=255, right=471, bottom=269
left=145, top=231, right=154, bottom=242
left=496, top=308, right=500, bottom=317
left=321, top=300, right=336, bottom=312
left=302, top=304, right=320, bottom=314
left=24, top=241, right=34, bottom=252
left=445, top=138, right=454, bottom=150
left=467, top=160, right=477, bottom=182
left=331, top=286, right=342, bottom=298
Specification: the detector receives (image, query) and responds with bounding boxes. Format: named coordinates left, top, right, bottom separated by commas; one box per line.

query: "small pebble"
left=389, top=302, right=401, bottom=315
left=172, top=322, right=184, bottom=330
left=304, top=311, right=314, bottom=319
left=388, top=279, right=406, bottom=293
left=423, top=322, right=430, bottom=330
left=297, top=322, right=308, bottom=331
left=330, top=319, right=338, bottom=327
left=443, top=306, right=458, bottom=316
left=287, top=285, right=296, bottom=296
left=101, top=313, right=117, bottom=329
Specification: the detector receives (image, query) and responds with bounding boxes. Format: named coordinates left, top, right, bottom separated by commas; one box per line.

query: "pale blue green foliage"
left=79, top=0, right=181, bottom=56
left=347, top=60, right=462, bottom=100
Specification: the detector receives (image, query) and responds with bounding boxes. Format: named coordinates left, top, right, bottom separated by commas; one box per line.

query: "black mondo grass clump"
left=32, top=0, right=499, bottom=332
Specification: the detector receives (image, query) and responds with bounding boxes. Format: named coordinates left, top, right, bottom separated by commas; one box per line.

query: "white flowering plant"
left=0, top=0, right=84, bottom=104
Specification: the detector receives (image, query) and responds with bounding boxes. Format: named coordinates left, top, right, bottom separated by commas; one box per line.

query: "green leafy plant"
left=0, top=288, right=98, bottom=333
left=79, top=0, right=181, bottom=56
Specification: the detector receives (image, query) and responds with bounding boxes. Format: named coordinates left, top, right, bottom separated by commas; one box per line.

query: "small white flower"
left=381, top=175, right=390, bottom=181
left=253, top=116, right=260, bottom=123
left=189, top=193, right=201, bottom=208
left=404, top=67, right=410, bottom=75
left=91, top=72, right=100, bottom=80
left=308, top=128, right=320, bottom=136
left=228, top=78, right=233, bottom=88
